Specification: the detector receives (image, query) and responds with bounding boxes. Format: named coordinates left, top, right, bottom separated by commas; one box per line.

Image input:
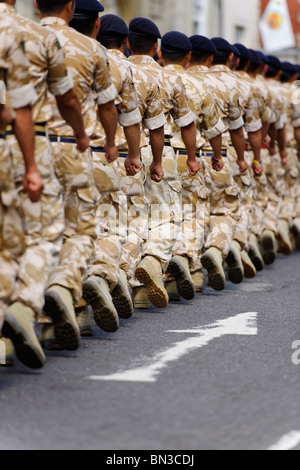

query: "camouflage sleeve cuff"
left=143, top=112, right=166, bottom=131
left=97, top=83, right=118, bottom=106
left=292, top=117, right=300, bottom=128
left=244, top=119, right=262, bottom=134
left=174, top=111, right=195, bottom=128
left=118, top=108, right=141, bottom=128
left=228, top=116, right=244, bottom=131
left=204, top=118, right=227, bottom=140
left=49, top=74, right=73, bottom=97
left=7, top=84, right=37, bottom=109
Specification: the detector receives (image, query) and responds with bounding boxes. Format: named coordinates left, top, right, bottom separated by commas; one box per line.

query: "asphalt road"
left=0, top=252, right=299, bottom=451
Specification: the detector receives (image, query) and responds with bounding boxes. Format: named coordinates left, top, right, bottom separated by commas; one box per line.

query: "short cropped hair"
left=36, top=0, right=73, bottom=14
left=69, top=13, right=98, bottom=36
left=213, top=50, right=231, bottom=65
left=98, top=34, right=127, bottom=50
left=128, top=33, right=157, bottom=55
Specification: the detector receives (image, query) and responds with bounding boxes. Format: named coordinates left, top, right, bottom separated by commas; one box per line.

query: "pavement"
left=0, top=251, right=299, bottom=450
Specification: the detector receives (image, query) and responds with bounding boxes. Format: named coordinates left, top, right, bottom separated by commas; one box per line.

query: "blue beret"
left=99, top=14, right=129, bottom=36
left=281, top=61, right=297, bottom=74
left=211, top=37, right=233, bottom=53
left=231, top=45, right=240, bottom=57
left=129, top=17, right=161, bottom=40
left=189, top=35, right=217, bottom=55
left=234, top=43, right=250, bottom=60
left=161, top=31, right=192, bottom=53
left=256, top=51, right=269, bottom=65
left=267, top=55, right=282, bottom=70
left=249, top=49, right=263, bottom=66
left=75, top=0, right=104, bottom=12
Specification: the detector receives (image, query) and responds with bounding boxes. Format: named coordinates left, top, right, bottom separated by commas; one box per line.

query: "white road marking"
left=89, top=312, right=258, bottom=383
left=268, top=431, right=300, bottom=451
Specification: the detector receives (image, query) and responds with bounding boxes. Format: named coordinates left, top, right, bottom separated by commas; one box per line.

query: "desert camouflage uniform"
left=224, top=69, right=262, bottom=251
left=40, top=17, right=117, bottom=302
left=165, top=64, right=225, bottom=270
left=187, top=65, right=244, bottom=258
left=129, top=55, right=194, bottom=271
left=107, top=51, right=166, bottom=282
left=0, top=14, right=37, bottom=328
left=86, top=48, right=141, bottom=289
left=279, top=81, right=300, bottom=227
left=2, top=4, right=74, bottom=316
left=263, top=78, right=288, bottom=236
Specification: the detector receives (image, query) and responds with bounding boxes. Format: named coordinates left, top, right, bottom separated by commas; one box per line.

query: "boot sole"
left=262, top=235, right=276, bottom=265
left=167, top=292, right=181, bottom=302
left=2, top=315, right=45, bottom=370
left=167, top=260, right=195, bottom=300
left=112, top=285, right=133, bottom=320
left=291, top=227, right=300, bottom=250
left=201, top=255, right=225, bottom=292
left=135, top=267, right=168, bottom=308
left=133, top=302, right=151, bottom=310
left=44, top=292, right=80, bottom=351
left=226, top=251, right=244, bottom=284
left=83, top=282, right=119, bottom=333
left=249, top=248, right=264, bottom=272
left=242, top=261, right=256, bottom=279
left=79, top=326, right=93, bottom=337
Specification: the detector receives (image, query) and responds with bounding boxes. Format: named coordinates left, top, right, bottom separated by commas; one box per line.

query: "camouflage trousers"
left=141, top=145, right=182, bottom=272
left=172, top=151, right=208, bottom=271
left=250, top=149, right=270, bottom=240
left=203, top=150, right=241, bottom=258
left=119, top=155, right=149, bottom=283
left=262, top=151, right=285, bottom=235
left=280, top=147, right=299, bottom=225
left=230, top=149, right=255, bottom=251
left=7, top=133, right=65, bottom=316
left=49, top=141, right=97, bottom=302
left=86, top=149, right=124, bottom=290
left=0, top=140, right=24, bottom=328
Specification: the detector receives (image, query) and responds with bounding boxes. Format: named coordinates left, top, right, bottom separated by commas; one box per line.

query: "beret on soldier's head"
left=231, top=44, right=240, bottom=58
left=267, top=55, right=282, bottom=70
left=189, top=35, right=217, bottom=55
left=211, top=37, right=234, bottom=53
left=281, top=61, right=297, bottom=74
left=129, top=17, right=161, bottom=40
left=161, top=31, right=192, bottom=53
left=249, top=49, right=263, bottom=66
left=75, top=0, right=104, bottom=12
left=233, top=43, right=250, bottom=60
left=99, top=14, right=129, bottom=36
left=256, top=51, right=269, bottom=65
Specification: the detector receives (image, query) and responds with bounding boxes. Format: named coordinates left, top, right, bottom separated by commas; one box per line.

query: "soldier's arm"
left=181, top=122, right=200, bottom=176
left=0, top=104, right=14, bottom=130
left=13, top=106, right=43, bottom=202
left=56, top=89, right=89, bottom=152
left=229, top=127, right=248, bottom=173
left=98, top=100, right=119, bottom=163
left=123, top=124, right=142, bottom=176
left=149, top=126, right=164, bottom=182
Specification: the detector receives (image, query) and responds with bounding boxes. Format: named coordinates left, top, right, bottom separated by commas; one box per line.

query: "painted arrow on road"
left=88, top=312, right=258, bottom=383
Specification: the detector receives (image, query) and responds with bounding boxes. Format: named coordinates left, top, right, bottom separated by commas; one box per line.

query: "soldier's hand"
left=237, top=160, right=249, bottom=173
left=23, top=170, right=44, bottom=203
left=104, top=143, right=119, bottom=163
left=75, top=133, right=90, bottom=153
left=252, top=162, right=263, bottom=177
left=187, top=159, right=201, bottom=176
left=125, top=155, right=142, bottom=176
left=280, top=149, right=288, bottom=166
left=150, top=163, right=164, bottom=182
left=268, top=145, right=277, bottom=156
left=212, top=159, right=224, bottom=172
left=0, top=107, right=15, bottom=130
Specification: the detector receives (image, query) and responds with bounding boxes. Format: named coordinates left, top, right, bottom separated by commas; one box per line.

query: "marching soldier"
left=159, top=31, right=226, bottom=297
left=36, top=0, right=119, bottom=347
left=97, top=14, right=166, bottom=311
left=128, top=17, right=199, bottom=308
left=0, top=13, right=44, bottom=368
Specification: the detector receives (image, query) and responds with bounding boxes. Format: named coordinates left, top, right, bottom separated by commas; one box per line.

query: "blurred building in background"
left=16, top=0, right=260, bottom=47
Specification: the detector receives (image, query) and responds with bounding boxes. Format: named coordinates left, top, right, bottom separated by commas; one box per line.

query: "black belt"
left=174, top=148, right=201, bottom=158
left=91, top=147, right=128, bottom=159
left=49, top=135, right=77, bottom=144
left=6, top=123, right=47, bottom=137
left=202, top=149, right=228, bottom=158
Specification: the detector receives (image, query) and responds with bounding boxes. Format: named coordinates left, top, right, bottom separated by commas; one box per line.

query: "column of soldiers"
left=1, top=0, right=300, bottom=370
